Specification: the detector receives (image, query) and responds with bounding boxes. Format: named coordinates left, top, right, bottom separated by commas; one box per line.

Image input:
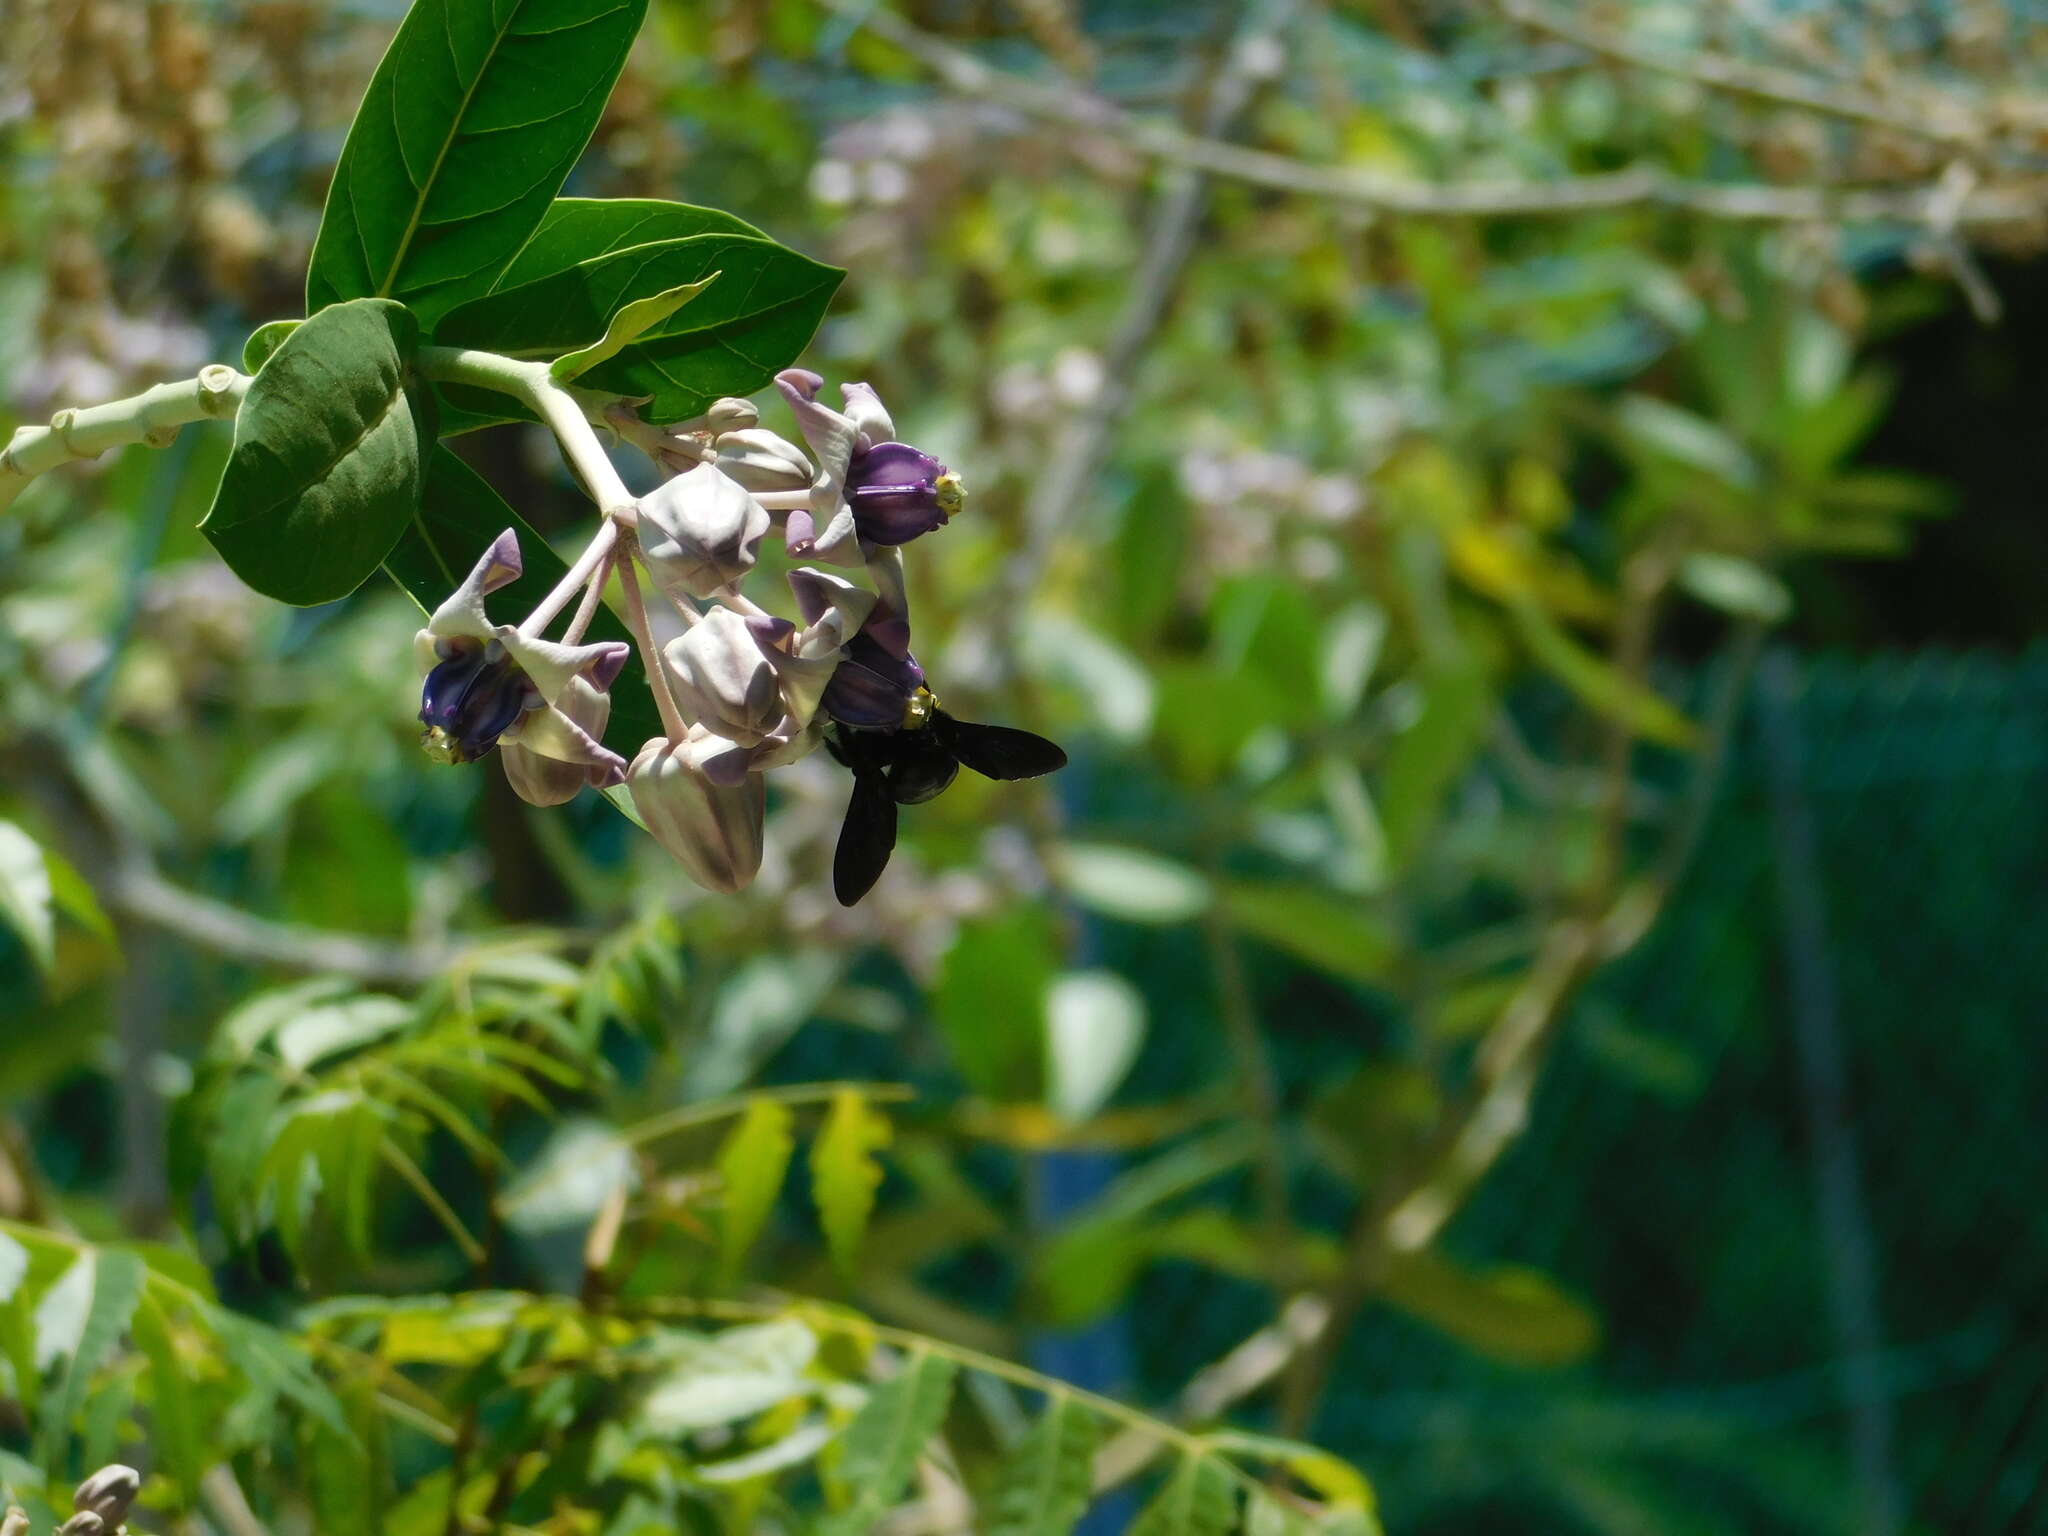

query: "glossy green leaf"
left=498, top=199, right=766, bottom=288
left=984, top=1394, right=1100, bottom=1536
left=0, top=822, right=53, bottom=974
left=202, top=298, right=430, bottom=606
left=717, top=1096, right=795, bottom=1285
left=383, top=445, right=659, bottom=750
left=435, top=233, right=842, bottom=420
left=550, top=272, right=720, bottom=382
left=1129, top=1453, right=1237, bottom=1536
left=821, top=1351, right=956, bottom=1536
left=305, top=0, right=651, bottom=323
left=810, top=1089, right=890, bottom=1280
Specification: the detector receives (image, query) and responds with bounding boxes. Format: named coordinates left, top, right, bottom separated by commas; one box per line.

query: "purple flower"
left=774, top=369, right=964, bottom=559
left=821, top=631, right=927, bottom=729
left=414, top=532, right=630, bottom=798
left=845, top=440, right=962, bottom=546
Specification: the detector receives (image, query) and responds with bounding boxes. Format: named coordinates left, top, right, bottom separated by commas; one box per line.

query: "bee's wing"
left=833, top=769, right=900, bottom=906
left=938, top=714, right=1068, bottom=781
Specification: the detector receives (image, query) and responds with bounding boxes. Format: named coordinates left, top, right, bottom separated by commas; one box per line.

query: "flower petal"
left=426, top=530, right=522, bottom=643
left=841, top=381, right=896, bottom=448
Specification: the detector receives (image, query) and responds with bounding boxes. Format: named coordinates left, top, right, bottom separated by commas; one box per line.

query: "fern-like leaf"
left=820, top=1349, right=956, bottom=1535
left=811, top=1087, right=890, bottom=1279
left=985, top=1393, right=1101, bottom=1536
left=1129, top=1452, right=1237, bottom=1536
left=717, top=1097, right=794, bottom=1285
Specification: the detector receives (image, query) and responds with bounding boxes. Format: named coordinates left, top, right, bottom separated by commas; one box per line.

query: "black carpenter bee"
left=823, top=685, right=1066, bottom=906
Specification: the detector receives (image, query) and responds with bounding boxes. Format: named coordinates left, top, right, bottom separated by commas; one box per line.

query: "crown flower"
left=409, top=367, right=1061, bottom=904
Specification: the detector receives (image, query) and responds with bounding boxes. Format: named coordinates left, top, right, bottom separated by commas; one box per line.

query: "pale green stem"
left=0, top=365, right=247, bottom=513
left=519, top=519, right=619, bottom=639
left=610, top=533, right=691, bottom=741
left=416, top=347, right=639, bottom=519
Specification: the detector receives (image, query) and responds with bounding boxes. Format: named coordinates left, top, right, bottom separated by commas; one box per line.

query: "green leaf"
left=0, top=822, right=53, bottom=974
left=1052, top=844, right=1211, bottom=925
left=810, top=1088, right=890, bottom=1280
left=1045, top=970, right=1146, bottom=1125
left=202, top=298, right=430, bottom=606
left=1678, top=551, right=1791, bottom=624
left=985, top=1395, right=1100, bottom=1536
left=34, top=1248, right=145, bottom=1464
left=1129, top=1453, right=1237, bottom=1536
left=639, top=1319, right=816, bottom=1432
left=1379, top=1249, right=1600, bottom=1366
left=242, top=319, right=300, bottom=373
left=133, top=1294, right=205, bottom=1507
left=1376, top=660, right=1492, bottom=869
left=550, top=273, right=720, bottom=383
left=383, top=445, right=659, bottom=750
left=209, top=1305, right=350, bottom=1443
left=0, top=1233, right=24, bottom=1303
left=497, top=199, right=767, bottom=288
left=717, top=1097, right=795, bottom=1286
left=1506, top=599, right=1698, bottom=749
left=821, top=1351, right=957, bottom=1536
left=305, top=0, right=651, bottom=323
left=932, top=908, right=1058, bottom=1100
left=1220, top=881, right=1399, bottom=988
left=435, top=234, right=842, bottom=420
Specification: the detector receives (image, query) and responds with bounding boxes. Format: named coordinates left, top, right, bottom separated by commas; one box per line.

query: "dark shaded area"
left=1798, top=257, right=2048, bottom=649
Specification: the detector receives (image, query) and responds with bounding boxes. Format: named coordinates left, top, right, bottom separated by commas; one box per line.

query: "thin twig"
left=107, top=861, right=458, bottom=987
left=813, top=0, right=2045, bottom=230
left=1497, top=0, right=1992, bottom=154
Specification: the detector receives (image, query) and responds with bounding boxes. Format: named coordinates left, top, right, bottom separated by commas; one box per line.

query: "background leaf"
left=984, top=1394, right=1100, bottom=1536
left=821, top=1351, right=957, bottom=1536
left=717, top=1097, right=795, bottom=1285
left=0, top=823, right=53, bottom=974
left=811, top=1089, right=890, bottom=1280
left=1129, top=1453, right=1238, bottom=1536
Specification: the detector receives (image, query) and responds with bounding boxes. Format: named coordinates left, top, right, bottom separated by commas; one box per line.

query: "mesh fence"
left=1126, top=645, right=2048, bottom=1535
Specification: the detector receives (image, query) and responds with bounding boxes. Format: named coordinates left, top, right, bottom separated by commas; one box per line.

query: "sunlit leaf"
left=1045, top=971, right=1146, bottom=1125
left=550, top=272, right=720, bottom=383
left=811, top=1089, right=890, bottom=1280
left=0, top=822, right=53, bottom=974
left=717, top=1097, right=795, bottom=1285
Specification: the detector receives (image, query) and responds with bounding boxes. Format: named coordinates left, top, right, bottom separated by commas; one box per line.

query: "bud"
left=74, top=1468, right=141, bottom=1530
left=5, top=1508, right=31, bottom=1536
left=501, top=674, right=614, bottom=804
left=639, top=463, right=770, bottom=598
left=58, top=1515, right=104, bottom=1536
left=711, top=428, right=813, bottom=493
left=628, top=735, right=765, bottom=893
left=662, top=608, right=786, bottom=748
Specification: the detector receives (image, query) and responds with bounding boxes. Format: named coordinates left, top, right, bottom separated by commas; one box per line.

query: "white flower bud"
left=74, top=1467, right=141, bottom=1529
left=639, top=463, right=770, bottom=599
left=628, top=735, right=765, bottom=893
left=662, top=608, right=784, bottom=747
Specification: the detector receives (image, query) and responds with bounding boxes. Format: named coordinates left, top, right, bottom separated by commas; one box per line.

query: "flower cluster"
left=414, top=369, right=1059, bottom=904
